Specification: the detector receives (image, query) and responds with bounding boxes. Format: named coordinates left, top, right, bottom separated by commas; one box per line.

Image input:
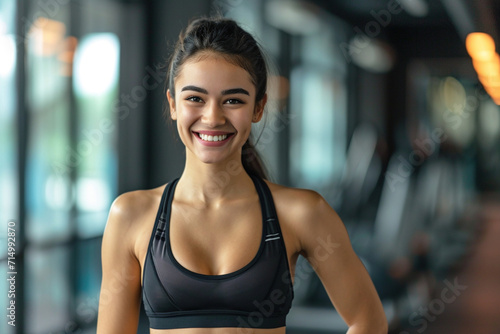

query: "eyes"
left=186, top=96, right=203, bottom=103
left=185, top=96, right=245, bottom=105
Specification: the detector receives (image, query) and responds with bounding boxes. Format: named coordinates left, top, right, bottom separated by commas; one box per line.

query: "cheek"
left=237, top=112, right=254, bottom=130
left=177, top=107, right=198, bottom=128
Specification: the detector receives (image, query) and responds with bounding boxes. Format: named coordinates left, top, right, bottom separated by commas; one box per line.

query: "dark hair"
left=166, top=17, right=268, bottom=179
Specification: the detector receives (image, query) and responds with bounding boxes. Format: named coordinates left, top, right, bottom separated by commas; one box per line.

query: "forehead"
left=175, top=54, right=255, bottom=94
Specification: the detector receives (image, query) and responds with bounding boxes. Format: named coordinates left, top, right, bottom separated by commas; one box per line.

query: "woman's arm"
left=97, top=194, right=143, bottom=334
left=293, top=190, right=388, bottom=334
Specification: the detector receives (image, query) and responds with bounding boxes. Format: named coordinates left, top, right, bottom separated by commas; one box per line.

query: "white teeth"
left=198, top=133, right=228, bottom=142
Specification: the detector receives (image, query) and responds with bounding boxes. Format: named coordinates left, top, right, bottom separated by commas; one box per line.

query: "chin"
left=196, top=152, right=228, bottom=165
left=196, top=150, right=241, bottom=166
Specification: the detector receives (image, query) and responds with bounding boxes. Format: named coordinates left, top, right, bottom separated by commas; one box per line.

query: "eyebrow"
left=181, top=85, right=249, bottom=96
left=181, top=85, right=208, bottom=94
left=221, top=88, right=250, bottom=96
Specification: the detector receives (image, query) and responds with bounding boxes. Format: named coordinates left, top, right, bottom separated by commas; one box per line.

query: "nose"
left=202, top=101, right=226, bottom=127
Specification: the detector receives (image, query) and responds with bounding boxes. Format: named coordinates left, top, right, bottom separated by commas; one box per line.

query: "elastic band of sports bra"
left=147, top=309, right=286, bottom=329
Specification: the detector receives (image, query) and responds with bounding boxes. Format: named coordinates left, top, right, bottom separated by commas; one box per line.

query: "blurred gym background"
left=1, top=0, right=500, bottom=333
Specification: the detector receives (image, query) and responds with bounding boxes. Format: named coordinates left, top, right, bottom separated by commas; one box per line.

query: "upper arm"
left=97, top=193, right=143, bottom=334
left=294, top=191, right=387, bottom=332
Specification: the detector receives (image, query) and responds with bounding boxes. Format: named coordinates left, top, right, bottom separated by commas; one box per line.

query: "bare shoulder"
left=264, top=180, right=340, bottom=225
left=103, top=185, right=166, bottom=256
left=108, top=186, right=165, bottom=224
left=264, top=180, right=346, bottom=256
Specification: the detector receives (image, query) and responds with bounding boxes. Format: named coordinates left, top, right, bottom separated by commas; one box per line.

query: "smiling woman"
left=96, top=16, right=387, bottom=334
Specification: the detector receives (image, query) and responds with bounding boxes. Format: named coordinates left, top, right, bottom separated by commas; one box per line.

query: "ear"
left=252, top=94, right=267, bottom=123
left=167, top=89, right=177, bottom=120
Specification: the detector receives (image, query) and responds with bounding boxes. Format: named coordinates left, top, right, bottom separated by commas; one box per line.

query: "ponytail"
left=242, top=139, right=267, bottom=179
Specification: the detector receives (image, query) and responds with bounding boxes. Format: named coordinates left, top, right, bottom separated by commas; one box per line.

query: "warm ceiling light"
left=466, top=32, right=496, bottom=61
left=488, top=89, right=500, bottom=105
left=483, top=83, right=500, bottom=105
left=473, top=54, right=500, bottom=77
left=484, top=83, right=500, bottom=96
left=479, top=73, right=500, bottom=88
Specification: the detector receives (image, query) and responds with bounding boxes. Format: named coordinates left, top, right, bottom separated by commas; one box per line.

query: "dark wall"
left=117, top=3, right=147, bottom=194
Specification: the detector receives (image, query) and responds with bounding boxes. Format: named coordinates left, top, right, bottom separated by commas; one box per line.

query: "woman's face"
left=167, top=54, right=265, bottom=165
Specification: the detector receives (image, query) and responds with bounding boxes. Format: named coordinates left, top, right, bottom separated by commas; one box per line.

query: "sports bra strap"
left=249, top=175, right=281, bottom=235
left=155, top=178, right=179, bottom=241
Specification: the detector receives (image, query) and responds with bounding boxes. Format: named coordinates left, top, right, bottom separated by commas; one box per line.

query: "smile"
left=198, top=133, right=228, bottom=142
left=193, top=131, right=235, bottom=147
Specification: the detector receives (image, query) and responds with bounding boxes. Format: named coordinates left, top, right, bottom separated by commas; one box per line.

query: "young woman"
left=97, top=17, right=387, bottom=334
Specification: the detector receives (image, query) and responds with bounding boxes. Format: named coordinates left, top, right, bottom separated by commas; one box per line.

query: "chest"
left=168, top=198, right=263, bottom=276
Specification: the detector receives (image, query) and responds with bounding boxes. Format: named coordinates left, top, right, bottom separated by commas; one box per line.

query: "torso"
left=131, top=179, right=301, bottom=334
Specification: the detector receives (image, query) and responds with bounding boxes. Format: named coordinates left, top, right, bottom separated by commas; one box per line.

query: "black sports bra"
left=142, top=175, right=294, bottom=329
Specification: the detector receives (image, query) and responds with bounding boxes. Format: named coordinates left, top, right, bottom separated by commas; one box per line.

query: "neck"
left=176, top=150, right=254, bottom=205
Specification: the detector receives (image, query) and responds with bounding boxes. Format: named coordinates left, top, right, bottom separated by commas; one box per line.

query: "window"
left=4, top=1, right=127, bottom=332
left=73, top=33, right=119, bottom=238
left=26, top=14, right=73, bottom=243
left=289, top=19, right=348, bottom=190
left=0, top=1, right=18, bottom=333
